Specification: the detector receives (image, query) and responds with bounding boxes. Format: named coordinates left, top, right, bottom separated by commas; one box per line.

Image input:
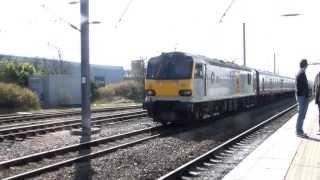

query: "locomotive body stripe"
left=148, top=93, right=256, bottom=103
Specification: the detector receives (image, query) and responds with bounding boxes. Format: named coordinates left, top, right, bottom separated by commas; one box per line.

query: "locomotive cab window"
left=146, top=54, right=193, bottom=80
left=194, top=63, right=204, bottom=79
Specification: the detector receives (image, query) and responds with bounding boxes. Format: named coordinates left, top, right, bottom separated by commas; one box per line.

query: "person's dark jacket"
left=314, top=72, right=320, bottom=104
left=295, top=69, right=309, bottom=98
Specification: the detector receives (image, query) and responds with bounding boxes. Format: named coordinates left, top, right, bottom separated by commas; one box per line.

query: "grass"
left=0, top=82, right=40, bottom=111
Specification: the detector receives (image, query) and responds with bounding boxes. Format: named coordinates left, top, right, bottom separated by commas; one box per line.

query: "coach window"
left=247, top=73, right=251, bottom=85
left=195, top=63, right=204, bottom=79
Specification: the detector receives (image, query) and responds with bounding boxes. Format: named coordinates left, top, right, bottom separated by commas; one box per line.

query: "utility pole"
left=273, top=52, right=276, bottom=74
left=80, top=0, right=91, bottom=137
left=243, top=22, right=246, bottom=66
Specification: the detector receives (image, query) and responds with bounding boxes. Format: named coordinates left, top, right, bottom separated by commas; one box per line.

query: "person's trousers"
left=317, top=103, right=320, bottom=129
left=296, top=96, right=309, bottom=133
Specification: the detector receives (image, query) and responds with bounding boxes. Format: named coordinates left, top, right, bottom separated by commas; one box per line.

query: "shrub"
left=0, top=61, right=42, bottom=87
left=97, top=80, right=144, bottom=101
left=0, top=82, right=40, bottom=110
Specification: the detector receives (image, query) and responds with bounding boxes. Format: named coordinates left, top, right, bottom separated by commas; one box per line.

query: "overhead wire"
left=115, top=0, right=134, bottom=29
left=218, top=0, right=237, bottom=23
left=40, top=3, right=80, bottom=32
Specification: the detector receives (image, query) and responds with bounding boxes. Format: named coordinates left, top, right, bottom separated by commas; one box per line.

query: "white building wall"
left=48, top=75, right=81, bottom=105
left=29, top=75, right=81, bottom=106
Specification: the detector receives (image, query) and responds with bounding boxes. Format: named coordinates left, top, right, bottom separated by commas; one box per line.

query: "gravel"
left=31, top=129, right=220, bottom=180
left=0, top=117, right=154, bottom=162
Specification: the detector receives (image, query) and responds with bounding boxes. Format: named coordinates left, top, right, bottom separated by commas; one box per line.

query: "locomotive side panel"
left=195, top=61, right=256, bottom=102
left=203, top=65, right=236, bottom=100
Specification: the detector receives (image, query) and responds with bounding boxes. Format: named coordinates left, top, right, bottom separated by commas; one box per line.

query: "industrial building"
left=0, top=54, right=124, bottom=106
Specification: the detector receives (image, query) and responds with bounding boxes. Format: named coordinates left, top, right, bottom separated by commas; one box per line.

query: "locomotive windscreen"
left=146, top=53, right=193, bottom=80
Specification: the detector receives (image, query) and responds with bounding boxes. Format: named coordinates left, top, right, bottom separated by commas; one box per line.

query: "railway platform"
left=222, top=100, right=320, bottom=180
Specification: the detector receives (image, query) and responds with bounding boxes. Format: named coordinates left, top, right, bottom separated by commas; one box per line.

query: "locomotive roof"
left=156, top=51, right=250, bottom=71
left=257, top=70, right=295, bottom=80
left=193, top=54, right=252, bottom=71
left=155, top=52, right=294, bottom=79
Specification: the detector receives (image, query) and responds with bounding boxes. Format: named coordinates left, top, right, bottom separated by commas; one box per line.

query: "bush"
left=97, top=80, right=144, bottom=101
left=0, top=61, right=42, bottom=87
left=0, top=83, right=40, bottom=110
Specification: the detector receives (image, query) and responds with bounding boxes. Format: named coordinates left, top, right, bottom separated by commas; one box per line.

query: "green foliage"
left=0, top=61, right=42, bottom=86
left=0, top=82, right=40, bottom=110
left=97, top=80, right=144, bottom=101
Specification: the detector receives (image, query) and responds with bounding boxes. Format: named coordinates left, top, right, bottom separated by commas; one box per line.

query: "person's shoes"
left=296, top=132, right=308, bottom=138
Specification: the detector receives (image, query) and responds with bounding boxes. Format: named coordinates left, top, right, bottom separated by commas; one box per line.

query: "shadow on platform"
left=300, top=135, right=320, bottom=142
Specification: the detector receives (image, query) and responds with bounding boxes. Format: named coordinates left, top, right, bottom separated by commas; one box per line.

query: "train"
left=143, top=51, right=296, bottom=125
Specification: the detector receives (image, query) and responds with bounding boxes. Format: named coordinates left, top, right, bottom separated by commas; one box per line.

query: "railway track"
left=0, top=109, right=147, bottom=141
left=0, top=102, right=297, bottom=179
left=158, top=103, right=297, bottom=180
left=0, top=125, right=164, bottom=180
left=0, top=105, right=141, bottom=125
left=0, top=109, right=145, bottom=130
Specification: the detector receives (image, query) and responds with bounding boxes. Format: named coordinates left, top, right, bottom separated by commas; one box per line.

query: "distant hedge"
left=97, top=80, right=144, bottom=101
left=0, top=83, right=40, bottom=110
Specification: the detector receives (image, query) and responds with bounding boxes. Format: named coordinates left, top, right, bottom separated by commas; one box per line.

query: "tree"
left=131, top=58, right=146, bottom=80
left=0, top=61, right=42, bottom=86
left=46, top=42, right=72, bottom=74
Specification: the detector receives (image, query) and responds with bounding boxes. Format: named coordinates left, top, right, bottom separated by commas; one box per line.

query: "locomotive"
left=143, top=52, right=295, bottom=125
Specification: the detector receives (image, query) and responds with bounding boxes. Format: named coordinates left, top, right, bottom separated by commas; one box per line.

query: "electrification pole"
left=274, top=52, right=276, bottom=74
left=80, top=0, right=91, bottom=137
left=243, top=22, right=246, bottom=66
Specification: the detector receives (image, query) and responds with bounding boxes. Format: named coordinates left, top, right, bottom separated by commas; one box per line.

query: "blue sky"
left=1, top=0, right=320, bottom=79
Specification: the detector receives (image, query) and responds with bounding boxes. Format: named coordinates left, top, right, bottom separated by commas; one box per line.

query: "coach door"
left=204, top=64, right=207, bottom=96
left=194, top=63, right=206, bottom=97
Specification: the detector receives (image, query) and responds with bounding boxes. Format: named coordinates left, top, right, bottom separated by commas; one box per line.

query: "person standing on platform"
left=295, top=59, right=309, bottom=137
left=313, top=71, right=320, bottom=131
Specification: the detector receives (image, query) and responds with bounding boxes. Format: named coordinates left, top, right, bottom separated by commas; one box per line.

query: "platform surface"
left=222, top=100, right=320, bottom=180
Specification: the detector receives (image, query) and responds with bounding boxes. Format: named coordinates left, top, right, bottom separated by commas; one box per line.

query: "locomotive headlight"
left=179, top=89, right=192, bottom=96
left=145, top=89, right=156, bottom=96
